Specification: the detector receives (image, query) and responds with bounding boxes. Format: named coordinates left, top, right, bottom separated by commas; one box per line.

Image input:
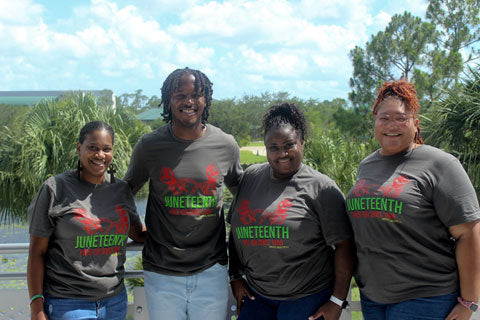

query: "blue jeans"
left=144, top=263, right=229, bottom=320
left=238, top=286, right=332, bottom=320
left=360, top=291, right=458, bottom=320
left=44, top=288, right=127, bottom=320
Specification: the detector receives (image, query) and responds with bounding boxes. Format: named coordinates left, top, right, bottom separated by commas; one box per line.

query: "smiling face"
left=374, top=97, right=418, bottom=156
left=77, top=129, right=113, bottom=184
left=170, top=73, right=206, bottom=138
left=265, top=123, right=304, bottom=180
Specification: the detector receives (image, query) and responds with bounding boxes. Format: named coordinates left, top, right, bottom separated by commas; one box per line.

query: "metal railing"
left=0, top=242, right=361, bottom=320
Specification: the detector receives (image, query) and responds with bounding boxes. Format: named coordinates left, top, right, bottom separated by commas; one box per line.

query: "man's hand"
left=309, top=300, right=342, bottom=320
left=230, top=278, right=255, bottom=315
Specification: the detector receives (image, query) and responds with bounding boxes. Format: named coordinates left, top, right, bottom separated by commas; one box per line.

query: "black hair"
left=79, top=121, right=114, bottom=145
left=160, top=67, right=213, bottom=124
left=262, top=103, right=307, bottom=141
left=77, top=121, right=116, bottom=183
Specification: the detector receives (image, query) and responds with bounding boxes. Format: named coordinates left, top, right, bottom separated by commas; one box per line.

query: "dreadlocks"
left=160, top=67, right=213, bottom=124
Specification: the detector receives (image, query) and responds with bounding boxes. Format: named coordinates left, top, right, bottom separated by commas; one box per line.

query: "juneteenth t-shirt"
left=228, top=163, right=352, bottom=300
left=124, top=124, right=242, bottom=275
left=346, top=145, right=480, bottom=303
left=28, top=170, right=141, bottom=300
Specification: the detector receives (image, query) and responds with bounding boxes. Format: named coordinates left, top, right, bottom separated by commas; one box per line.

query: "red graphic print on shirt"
left=191, top=164, right=220, bottom=195
left=238, top=199, right=292, bottom=225
left=380, top=175, right=410, bottom=198
left=161, top=164, right=220, bottom=217
left=73, top=208, right=103, bottom=235
left=73, top=206, right=130, bottom=256
left=73, top=206, right=129, bottom=235
left=101, top=205, right=129, bottom=234
left=353, top=175, right=411, bottom=198
left=160, top=167, right=191, bottom=195
left=348, top=175, right=412, bottom=222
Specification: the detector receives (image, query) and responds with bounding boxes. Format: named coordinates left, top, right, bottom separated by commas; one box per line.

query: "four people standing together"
left=27, top=68, right=480, bottom=320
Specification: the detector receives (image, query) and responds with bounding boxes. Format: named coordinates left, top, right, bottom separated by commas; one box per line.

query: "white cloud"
left=0, top=0, right=44, bottom=24
left=0, top=0, right=429, bottom=100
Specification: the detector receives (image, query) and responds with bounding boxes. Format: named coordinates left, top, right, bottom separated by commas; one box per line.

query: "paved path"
left=240, top=146, right=266, bottom=156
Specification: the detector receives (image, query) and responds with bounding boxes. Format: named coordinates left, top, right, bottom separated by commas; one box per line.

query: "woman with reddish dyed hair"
left=346, top=80, right=480, bottom=320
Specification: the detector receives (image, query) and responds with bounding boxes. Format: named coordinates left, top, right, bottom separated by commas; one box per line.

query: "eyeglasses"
left=375, top=113, right=412, bottom=125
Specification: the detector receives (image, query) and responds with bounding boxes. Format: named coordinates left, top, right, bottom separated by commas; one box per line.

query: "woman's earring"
left=77, top=160, right=82, bottom=180
left=107, top=164, right=116, bottom=183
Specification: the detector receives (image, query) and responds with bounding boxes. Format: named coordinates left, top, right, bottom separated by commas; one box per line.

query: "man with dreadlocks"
left=125, top=67, right=242, bottom=319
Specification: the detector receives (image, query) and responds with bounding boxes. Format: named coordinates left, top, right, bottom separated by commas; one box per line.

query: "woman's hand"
left=446, top=303, right=473, bottom=320
left=30, top=298, right=48, bottom=320
left=230, top=278, right=254, bottom=315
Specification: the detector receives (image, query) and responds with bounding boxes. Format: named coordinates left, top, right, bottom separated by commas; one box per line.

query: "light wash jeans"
left=44, top=288, right=127, bottom=320
left=144, top=263, right=229, bottom=320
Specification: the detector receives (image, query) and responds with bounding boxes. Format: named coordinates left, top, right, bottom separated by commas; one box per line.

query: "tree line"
left=0, top=0, right=479, bottom=223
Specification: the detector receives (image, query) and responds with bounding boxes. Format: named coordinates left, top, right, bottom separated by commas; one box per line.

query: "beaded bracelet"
left=30, top=294, right=44, bottom=305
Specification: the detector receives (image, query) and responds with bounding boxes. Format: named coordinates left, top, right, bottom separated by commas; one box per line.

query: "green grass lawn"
left=351, top=280, right=363, bottom=320
left=240, top=150, right=266, bottom=164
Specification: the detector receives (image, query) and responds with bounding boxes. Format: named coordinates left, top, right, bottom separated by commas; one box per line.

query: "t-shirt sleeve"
left=28, top=182, right=55, bottom=238
left=316, top=184, right=353, bottom=246
left=125, top=184, right=141, bottom=226
left=124, top=137, right=149, bottom=195
left=224, top=139, right=243, bottom=195
left=433, top=157, right=480, bottom=227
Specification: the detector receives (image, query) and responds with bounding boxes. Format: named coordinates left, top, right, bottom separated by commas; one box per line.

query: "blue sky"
left=0, top=0, right=428, bottom=102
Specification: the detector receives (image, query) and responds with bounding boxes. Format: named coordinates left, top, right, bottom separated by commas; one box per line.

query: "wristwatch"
left=330, top=295, right=349, bottom=309
left=457, top=297, right=479, bottom=312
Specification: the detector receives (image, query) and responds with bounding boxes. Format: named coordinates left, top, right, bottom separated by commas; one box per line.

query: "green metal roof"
left=136, top=108, right=163, bottom=121
left=0, top=91, right=112, bottom=106
left=0, top=96, right=55, bottom=106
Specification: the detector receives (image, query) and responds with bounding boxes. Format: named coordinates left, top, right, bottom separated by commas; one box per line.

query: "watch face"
left=342, top=301, right=349, bottom=309
left=471, top=304, right=478, bottom=312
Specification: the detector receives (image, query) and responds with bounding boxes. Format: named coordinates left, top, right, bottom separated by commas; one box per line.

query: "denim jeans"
left=360, top=291, right=458, bottom=320
left=144, top=263, right=229, bottom=320
left=44, top=288, right=127, bottom=320
left=238, top=286, right=332, bottom=320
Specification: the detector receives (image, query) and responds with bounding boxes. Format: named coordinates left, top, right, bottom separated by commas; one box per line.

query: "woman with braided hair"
left=228, top=102, right=354, bottom=320
left=346, top=80, right=480, bottom=320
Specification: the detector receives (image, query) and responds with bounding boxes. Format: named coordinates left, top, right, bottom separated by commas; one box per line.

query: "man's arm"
left=124, top=139, right=149, bottom=195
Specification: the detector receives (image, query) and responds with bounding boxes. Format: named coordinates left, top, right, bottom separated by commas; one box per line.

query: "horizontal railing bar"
left=0, top=242, right=144, bottom=254
left=0, top=270, right=144, bottom=281
left=0, top=242, right=145, bottom=280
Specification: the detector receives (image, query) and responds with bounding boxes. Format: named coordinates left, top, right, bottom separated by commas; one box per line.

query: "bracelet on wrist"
left=457, top=296, right=479, bottom=312
left=30, top=294, right=44, bottom=305
left=229, top=275, right=243, bottom=282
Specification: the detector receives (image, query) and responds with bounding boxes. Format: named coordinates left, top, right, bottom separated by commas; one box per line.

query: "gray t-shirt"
left=228, top=163, right=352, bottom=300
left=29, top=170, right=141, bottom=300
left=124, top=124, right=242, bottom=275
left=346, top=145, right=480, bottom=303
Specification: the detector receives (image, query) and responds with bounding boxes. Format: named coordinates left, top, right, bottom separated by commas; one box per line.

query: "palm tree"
left=304, top=130, right=376, bottom=195
left=424, top=67, right=480, bottom=196
left=0, top=92, right=151, bottom=224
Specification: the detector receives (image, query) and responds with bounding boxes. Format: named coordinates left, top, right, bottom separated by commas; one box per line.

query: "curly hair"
left=372, top=80, right=423, bottom=144
left=160, top=67, right=213, bottom=124
left=262, top=102, right=307, bottom=141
